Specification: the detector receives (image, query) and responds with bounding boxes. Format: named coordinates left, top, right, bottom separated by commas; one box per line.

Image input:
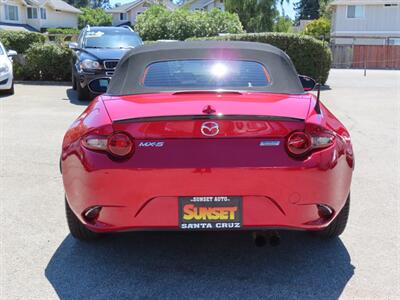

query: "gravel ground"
left=1, top=69, right=399, bottom=299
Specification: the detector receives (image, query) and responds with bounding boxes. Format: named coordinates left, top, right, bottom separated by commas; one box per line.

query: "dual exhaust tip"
left=252, top=231, right=281, bottom=247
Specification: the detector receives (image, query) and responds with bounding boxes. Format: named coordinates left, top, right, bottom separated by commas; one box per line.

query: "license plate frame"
left=178, top=196, right=242, bottom=230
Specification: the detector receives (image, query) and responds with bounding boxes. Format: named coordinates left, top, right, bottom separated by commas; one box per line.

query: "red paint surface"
left=102, top=92, right=312, bottom=121
left=62, top=92, right=354, bottom=233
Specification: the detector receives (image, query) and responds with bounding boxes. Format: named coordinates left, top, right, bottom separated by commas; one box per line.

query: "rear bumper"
left=62, top=148, right=353, bottom=233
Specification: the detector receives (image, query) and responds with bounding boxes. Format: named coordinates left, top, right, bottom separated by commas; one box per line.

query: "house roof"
left=186, top=0, right=219, bottom=8
left=47, top=0, right=82, bottom=13
left=0, top=22, right=39, bottom=32
left=107, top=0, right=176, bottom=13
left=22, top=0, right=82, bottom=14
left=330, top=0, right=400, bottom=5
left=107, top=0, right=141, bottom=13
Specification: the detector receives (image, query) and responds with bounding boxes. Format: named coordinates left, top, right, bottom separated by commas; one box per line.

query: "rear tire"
left=76, top=79, right=91, bottom=101
left=4, top=81, right=14, bottom=95
left=65, top=197, right=100, bottom=241
left=316, top=194, right=350, bottom=239
left=72, top=74, right=77, bottom=90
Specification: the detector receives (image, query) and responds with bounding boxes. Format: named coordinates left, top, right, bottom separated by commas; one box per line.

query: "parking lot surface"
left=1, top=70, right=399, bottom=299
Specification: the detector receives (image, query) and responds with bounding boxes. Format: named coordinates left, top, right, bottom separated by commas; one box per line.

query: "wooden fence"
left=331, top=38, right=400, bottom=69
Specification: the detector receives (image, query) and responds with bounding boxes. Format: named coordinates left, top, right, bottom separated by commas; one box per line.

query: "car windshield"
left=84, top=30, right=142, bottom=49
left=142, top=60, right=271, bottom=89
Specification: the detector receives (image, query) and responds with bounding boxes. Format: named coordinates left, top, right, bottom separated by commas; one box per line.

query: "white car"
left=0, top=42, right=17, bottom=95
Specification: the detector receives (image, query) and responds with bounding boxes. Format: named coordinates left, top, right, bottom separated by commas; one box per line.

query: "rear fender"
left=62, top=97, right=112, bottom=150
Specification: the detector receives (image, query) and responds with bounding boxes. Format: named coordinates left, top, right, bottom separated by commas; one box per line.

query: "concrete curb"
left=15, top=81, right=71, bottom=86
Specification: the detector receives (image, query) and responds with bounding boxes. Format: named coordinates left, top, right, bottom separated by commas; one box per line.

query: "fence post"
left=364, top=46, right=367, bottom=76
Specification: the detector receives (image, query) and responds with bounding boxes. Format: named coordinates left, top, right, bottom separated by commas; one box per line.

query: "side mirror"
left=68, top=42, right=79, bottom=50
left=7, top=50, right=17, bottom=57
left=299, top=75, right=317, bottom=91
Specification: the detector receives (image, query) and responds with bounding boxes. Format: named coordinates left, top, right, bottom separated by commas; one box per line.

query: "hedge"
left=16, top=43, right=72, bottom=81
left=0, top=31, right=45, bottom=54
left=134, top=6, right=244, bottom=41
left=46, top=28, right=80, bottom=35
left=188, top=32, right=332, bottom=84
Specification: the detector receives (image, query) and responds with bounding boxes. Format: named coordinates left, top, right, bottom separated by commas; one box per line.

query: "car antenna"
left=314, top=83, right=321, bottom=114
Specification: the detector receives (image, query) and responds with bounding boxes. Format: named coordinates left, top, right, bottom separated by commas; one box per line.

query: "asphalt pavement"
left=1, top=69, right=399, bottom=299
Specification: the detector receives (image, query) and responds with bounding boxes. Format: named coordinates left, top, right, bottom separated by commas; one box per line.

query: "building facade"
left=186, top=0, right=224, bottom=11
left=0, top=0, right=82, bottom=31
left=107, top=0, right=176, bottom=27
left=330, top=0, right=400, bottom=68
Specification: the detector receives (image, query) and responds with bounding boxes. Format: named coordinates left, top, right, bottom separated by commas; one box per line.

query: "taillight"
left=82, top=135, right=108, bottom=151
left=286, top=125, right=334, bottom=158
left=82, top=132, right=134, bottom=159
left=107, top=132, right=134, bottom=157
left=286, top=132, right=312, bottom=156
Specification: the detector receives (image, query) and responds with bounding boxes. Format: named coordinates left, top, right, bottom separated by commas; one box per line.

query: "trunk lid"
left=103, top=92, right=311, bottom=122
left=103, top=92, right=311, bottom=139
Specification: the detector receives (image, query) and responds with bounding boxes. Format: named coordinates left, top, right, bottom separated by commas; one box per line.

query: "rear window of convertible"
left=142, top=60, right=271, bottom=89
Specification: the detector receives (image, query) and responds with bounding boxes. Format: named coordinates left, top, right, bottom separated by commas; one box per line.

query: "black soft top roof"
left=107, top=41, right=304, bottom=95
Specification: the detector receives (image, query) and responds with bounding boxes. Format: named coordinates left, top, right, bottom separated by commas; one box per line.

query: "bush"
left=188, top=32, right=332, bottom=84
left=79, top=7, right=112, bottom=29
left=47, top=28, right=80, bottom=35
left=0, top=31, right=45, bottom=54
left=134, top=6, right=243, bottom=41
left=20, top=43, right=72, bottom=81
left=303, top=17, right=331, bottom=41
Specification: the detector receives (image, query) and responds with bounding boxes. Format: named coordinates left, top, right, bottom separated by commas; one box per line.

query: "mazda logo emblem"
left=201, top=122, right=219, bottom=137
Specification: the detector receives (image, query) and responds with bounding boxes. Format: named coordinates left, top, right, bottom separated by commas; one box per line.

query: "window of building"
left=388, top=38, right=400, bottom=45
left=384, top=3, right=398, bottom=7
left=347, top=5, right=365, bottom=18
left=120, top=13, right=128, bottom=21
left=5, top=5, right=19, bottom=21
left=27, top=7, right=38, bottom=19
left=40, top=8, right=47, bottom=19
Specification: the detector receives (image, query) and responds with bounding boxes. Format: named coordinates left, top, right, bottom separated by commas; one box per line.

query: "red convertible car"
left=61, top=41, right=354, bottom=243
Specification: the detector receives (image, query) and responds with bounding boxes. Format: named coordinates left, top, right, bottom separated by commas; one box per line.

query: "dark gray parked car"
left=69, top=25, right=143, bottom=101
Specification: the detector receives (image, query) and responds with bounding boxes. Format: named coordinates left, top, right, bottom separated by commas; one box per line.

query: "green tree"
left=78, top=7, right=112, bottom=28
left=319, top=0, right=332, bottom=19
left=294, top=0, right=320, bottom=23
left=225, top=0, right=278, bottom=32
left=65, top=0, right=90, bottom=8
left=66, top=0, right=110, bottom=8
left=92, top=0, right=110, bottom=8
left=303, top=17, right=330, bottom=41
left=273, top=15, right=292, bottom=32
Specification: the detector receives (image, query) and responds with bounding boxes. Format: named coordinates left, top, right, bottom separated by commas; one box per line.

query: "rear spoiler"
left=172, top=90, right=243, bottom=95
left=113, top=114, right=304, bottom=124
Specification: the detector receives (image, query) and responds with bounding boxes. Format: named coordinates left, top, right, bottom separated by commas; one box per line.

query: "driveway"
left=1, top=70, right=399, bottom=299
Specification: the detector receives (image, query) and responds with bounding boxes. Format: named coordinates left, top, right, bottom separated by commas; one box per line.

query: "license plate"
left=99, top=79, right=109, bottom=88
left=179, top=196, right=242, bottom=230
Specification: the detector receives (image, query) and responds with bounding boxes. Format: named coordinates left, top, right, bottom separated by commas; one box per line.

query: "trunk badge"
left=201, top=122, right=219, bottom=137
left=202, top=105, right=216, bottom=115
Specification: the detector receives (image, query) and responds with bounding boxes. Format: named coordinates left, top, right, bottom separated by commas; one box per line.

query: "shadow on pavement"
left=0, top=91, right=13, bottom=99
left=45, top=231, right=354, bottom=299
left=65, top=88, right=90, bottom=106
